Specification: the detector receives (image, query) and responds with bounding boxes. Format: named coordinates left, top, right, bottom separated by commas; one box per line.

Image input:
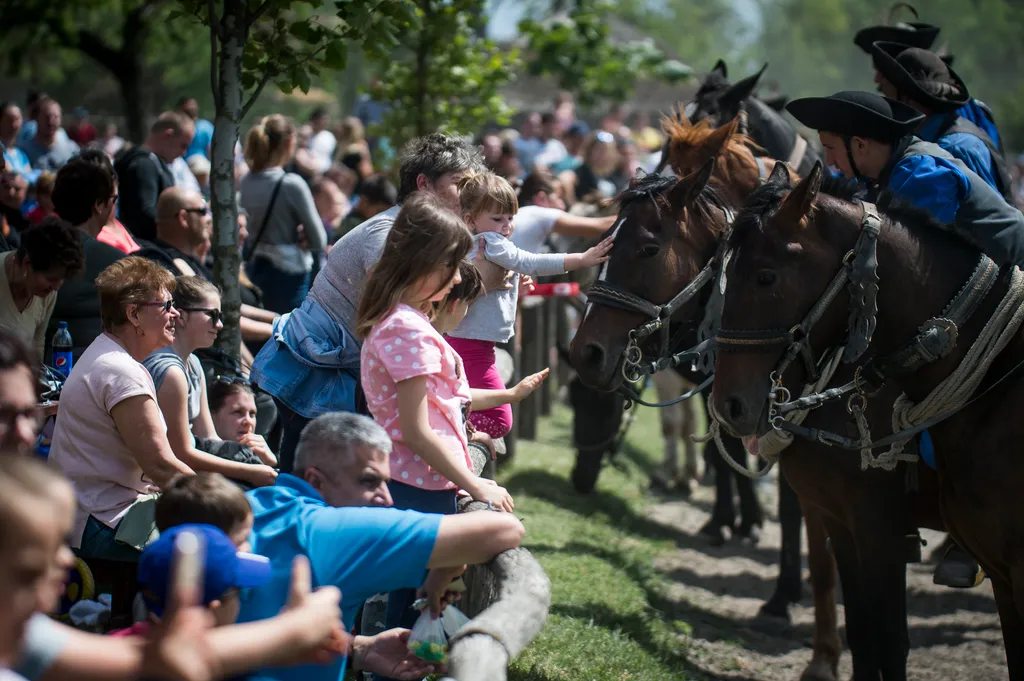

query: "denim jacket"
left=250, top=298, right=361, bottom=418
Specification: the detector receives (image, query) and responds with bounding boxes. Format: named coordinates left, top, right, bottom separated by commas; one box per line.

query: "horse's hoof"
left=698, top=521, right=728, bottom=547
left=735, top=523, right=762, bottom=547
left=799, top=657, right=839, bottom=681
left=756, top=595, right=792, bottom=622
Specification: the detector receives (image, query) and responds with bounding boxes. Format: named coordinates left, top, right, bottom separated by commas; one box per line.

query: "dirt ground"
left=645, top=472, right=1007, bottom=680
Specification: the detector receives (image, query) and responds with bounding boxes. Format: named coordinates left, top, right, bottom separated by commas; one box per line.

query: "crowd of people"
left=0, top=81, right=631, bottom=681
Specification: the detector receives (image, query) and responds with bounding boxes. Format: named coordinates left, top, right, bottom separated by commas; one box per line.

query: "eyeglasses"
left=182, top=307, right=223, bottom=324
left=139, top=299, right=175, bottom=312
left=184, top=205, right=210, bottom=217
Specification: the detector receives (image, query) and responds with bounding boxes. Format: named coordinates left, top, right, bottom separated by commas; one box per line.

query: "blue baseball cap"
left=138, top=524, right=272, bottom=617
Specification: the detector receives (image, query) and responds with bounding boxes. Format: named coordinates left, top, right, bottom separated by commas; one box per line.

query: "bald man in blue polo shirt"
left=238, top=412, right=526, bottom=681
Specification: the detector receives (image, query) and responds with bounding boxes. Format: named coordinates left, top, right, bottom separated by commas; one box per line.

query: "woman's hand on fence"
left=352, top=629, right=444, bottom=679
left=467, top=478, right=515, bottom=513
left=511, top=368, right=550, bottom=403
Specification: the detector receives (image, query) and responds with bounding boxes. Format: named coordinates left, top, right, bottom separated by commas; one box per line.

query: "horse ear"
left=711, top=59, right=728, bottom=79
left=699, top=117, right=740, bottom=158
left=776, top=161, right=823, bottom=229
left=719, top=63, right=768, bottom=113
left=668, top=157, right=715, bottom=216
left=766, top=160, right=791, bottom=187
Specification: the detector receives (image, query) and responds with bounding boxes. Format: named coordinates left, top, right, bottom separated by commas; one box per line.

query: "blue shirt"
left=187, top=119, right=214, bottom=159
left=917, top=114, right=1000, bottom=194
left=239, top=474, right=442, bottom=681
left=3, top=146, right=40, bottom=184
left=886, top=153, right=971, bottom=225
left=956, top=99, right=1001, bottom=151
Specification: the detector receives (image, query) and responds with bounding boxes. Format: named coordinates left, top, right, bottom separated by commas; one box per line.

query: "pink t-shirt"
left=49, top=333, right=163, bottom=547
left=361, top=304, right=473, bottom=491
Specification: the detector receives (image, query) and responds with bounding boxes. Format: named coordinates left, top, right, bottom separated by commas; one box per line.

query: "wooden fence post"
left=518, top=297, right=544, bottom=441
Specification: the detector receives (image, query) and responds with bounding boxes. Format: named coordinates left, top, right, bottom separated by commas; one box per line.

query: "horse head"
left=570, top=159, right=727, bottom=391
left=686, top=61, right=768, bottom=128
left=711, top=161, right=869, bottom=438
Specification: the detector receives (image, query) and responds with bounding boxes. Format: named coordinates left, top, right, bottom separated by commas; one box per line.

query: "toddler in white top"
left=447, top=172, right=612, bottom=437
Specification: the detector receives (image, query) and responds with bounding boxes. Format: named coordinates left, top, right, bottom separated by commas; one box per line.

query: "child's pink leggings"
left=446, top=336, right=512, bottom=438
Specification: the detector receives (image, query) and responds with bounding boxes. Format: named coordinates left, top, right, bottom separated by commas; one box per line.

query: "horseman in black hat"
left=786, top=90, right=1024, bottom=589
left=870, top=42, right=1012, bottom=201
left=853, top=16, right=1004, bottom=153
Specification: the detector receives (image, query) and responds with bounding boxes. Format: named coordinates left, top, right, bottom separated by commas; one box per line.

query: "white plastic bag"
left=408, top=609, right=448, bottom=663
left=440, top=604, right=470, bottom=639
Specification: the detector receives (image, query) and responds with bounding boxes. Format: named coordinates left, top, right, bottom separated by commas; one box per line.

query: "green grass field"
left=500, top=400, right=698, bottom=681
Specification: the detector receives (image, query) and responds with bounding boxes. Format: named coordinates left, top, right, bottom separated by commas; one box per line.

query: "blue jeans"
left=247, top=257, right=310, bottom=314
left=76, top=515, right=141, bottom=563
left=373, top=482, right=458, bottom=681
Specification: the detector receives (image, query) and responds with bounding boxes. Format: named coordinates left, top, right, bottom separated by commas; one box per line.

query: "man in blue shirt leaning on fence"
left=239, top=412, right=526, bottom=681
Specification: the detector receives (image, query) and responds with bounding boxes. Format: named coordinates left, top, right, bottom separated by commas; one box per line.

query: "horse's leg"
left=702, top=435, right=737, bottom=544
left=652, top=372, right=682, bottom=484
left=759, top=471, right=803, bottom=619
left=993, top=574, right=1024, bottom=679
left=825, top=519, right=880, bottom=681
left=800, top=503, right=841, bottom=681
left=856, top=526, right=909, bottom=681
left=679, top=394, right=699, bottom=481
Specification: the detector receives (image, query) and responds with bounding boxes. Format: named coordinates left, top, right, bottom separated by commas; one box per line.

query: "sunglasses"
left=214, top=374, right=251, bottom=387
left=139, top=299, right=175, bottom=312
left=184, top=205, right=210, bottom=217
left=596, top=131, right=615, bottom=144
left=182, top=307, right=223, bottom=324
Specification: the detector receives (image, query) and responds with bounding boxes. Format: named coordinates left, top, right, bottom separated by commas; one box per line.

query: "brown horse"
left=570, top=121, right=847, bottom=680
left=711, top=164, right=1023, bottom=677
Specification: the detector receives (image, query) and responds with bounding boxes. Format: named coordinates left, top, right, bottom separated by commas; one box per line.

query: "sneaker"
left=933, top=544, right=985, bottom=588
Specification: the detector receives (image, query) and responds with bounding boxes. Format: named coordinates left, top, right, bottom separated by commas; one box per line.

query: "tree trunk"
left=210, top=2, right=246, bottom=362
left=119, top=67, right=147, bottom=143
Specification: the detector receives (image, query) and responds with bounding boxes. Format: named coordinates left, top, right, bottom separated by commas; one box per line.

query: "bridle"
left=714, top=200, right=1002, bottom=457
left=584, top=195, right=733, bottom=408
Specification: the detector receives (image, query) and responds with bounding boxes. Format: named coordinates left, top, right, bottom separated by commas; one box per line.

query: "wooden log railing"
left=440, top=445, right=551, bottom=681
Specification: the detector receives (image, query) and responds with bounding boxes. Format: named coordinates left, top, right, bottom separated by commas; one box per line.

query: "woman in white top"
left=0, top=218, right=83, bottom=359
left=48, top=257, right=194, bottom=561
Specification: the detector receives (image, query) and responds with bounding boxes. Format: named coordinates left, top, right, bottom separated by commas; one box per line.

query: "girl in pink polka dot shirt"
left=356, top=193, right=546, bottom=518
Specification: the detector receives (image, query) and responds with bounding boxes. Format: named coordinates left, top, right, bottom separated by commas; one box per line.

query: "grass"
left=499, top=398, right=699, bottom=681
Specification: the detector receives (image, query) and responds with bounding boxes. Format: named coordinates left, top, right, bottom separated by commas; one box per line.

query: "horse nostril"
left=725, top=396, right=746, bottom=423
left=583, top=342, right=606, bottom=368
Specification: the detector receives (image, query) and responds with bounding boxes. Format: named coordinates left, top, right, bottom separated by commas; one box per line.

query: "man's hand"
left=419, top=565, right=467, bottom=616
left=274, top=556, right=350, bottom=665
left=474, top=237, right=514, bottom=292
left=352, top=629, right=444, bottom=680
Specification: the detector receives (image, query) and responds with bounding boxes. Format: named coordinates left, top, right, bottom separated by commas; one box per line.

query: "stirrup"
left=933, top=546, right=986, bottom=589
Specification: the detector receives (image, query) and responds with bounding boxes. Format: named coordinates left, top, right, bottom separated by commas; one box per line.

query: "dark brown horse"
left=568, top=155, right=846, bottom=679
left=711, top=164, right=1023, bottom=677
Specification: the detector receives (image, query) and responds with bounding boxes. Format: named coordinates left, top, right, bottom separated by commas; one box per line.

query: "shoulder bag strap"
left=244, top=174, right=287, bottom=263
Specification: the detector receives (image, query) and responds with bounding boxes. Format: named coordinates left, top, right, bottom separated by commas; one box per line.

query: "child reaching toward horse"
left=446, top=172, right=612, bottom=439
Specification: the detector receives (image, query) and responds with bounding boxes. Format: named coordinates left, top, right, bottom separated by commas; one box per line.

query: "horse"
left=682, top=59, right=823, bottom=178
left=710, top=163, right=1024, bottom=678
left=570, top=134, right=844, bottom=680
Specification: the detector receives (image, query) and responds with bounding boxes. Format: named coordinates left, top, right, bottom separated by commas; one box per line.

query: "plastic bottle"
left=53, top=322, right=73, bottom=378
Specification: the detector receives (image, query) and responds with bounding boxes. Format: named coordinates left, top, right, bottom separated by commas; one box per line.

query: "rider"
left=869, top=42, right=1012, bottom=200
left=785, top=90, right=1024, bottom=589
left=785, top=91, right=1024, bottom=269
left=852, top=19, right=1003, bottom=152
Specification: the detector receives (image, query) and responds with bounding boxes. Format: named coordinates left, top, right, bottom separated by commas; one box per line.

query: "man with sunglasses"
left=138, top=187, right=213, bottom=279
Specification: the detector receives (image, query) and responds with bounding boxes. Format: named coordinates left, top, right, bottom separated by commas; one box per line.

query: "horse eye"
left=639, top=243, right=660, bottom=258
left=757, top=270, right=777, bottom=287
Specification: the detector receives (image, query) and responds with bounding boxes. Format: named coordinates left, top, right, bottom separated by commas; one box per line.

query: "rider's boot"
left=933, top=542, right=986, bottom=588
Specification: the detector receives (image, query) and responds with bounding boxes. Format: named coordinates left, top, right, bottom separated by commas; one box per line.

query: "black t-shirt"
left=137, top=239, right=212, bottom=280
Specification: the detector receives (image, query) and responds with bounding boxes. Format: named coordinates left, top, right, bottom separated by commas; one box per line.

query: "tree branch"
left=248, top=0, right=275, bottom=24
left=240, top=73, right=272, bottom=119
left=207, top=0, right=224, bottom=40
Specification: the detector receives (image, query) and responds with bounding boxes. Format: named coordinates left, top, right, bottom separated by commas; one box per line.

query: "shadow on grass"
left=505, top=469, right=786, bottom=567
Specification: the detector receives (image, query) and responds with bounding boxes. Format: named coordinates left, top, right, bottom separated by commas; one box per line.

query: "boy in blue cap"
left=113, top=524, right=273, bottom=638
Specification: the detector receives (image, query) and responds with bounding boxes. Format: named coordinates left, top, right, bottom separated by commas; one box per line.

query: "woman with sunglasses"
left=144, top=276, right=278, bottom=487
left=48, top=257, right=195, bottom=562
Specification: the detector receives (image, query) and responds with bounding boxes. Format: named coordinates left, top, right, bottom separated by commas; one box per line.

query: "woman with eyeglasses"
left=48, top=257, right=195, bottom=562
left=143, top=276, right=278, bottom=487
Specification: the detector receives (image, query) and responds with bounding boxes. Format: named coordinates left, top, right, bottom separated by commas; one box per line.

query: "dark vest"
left=936, top=115, right=1013, bottom=203
left=879, top=137, right=1024, bottom=267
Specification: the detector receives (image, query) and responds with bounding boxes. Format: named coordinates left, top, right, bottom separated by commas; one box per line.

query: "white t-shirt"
left=49, top=333, right=164, bottom=547
left=310, top=130, right=337, bottom=173
left=510, top=205, right=564, bottom=255
left=0, top=252, right=57, bottom=360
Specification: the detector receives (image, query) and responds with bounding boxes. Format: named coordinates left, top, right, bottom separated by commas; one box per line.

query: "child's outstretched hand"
left=511, top=368, right=550, bottom=403
left=580, top=236, right=614, bottom=268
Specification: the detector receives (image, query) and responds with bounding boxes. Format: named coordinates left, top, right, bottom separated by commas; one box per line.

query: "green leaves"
left=518, top=0, right=693, bottom=108
left=370, top=0, right=518, bottom=155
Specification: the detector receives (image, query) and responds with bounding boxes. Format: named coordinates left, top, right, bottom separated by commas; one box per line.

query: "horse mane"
left=660, top=109, right=764, bottom=189
left=613, top=171, right=729, bottom=236
left=730, top=171, right=949, bottom=247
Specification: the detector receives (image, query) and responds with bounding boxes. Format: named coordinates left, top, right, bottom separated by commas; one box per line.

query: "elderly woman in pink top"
left=49, top=257, right=194, bottom=562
